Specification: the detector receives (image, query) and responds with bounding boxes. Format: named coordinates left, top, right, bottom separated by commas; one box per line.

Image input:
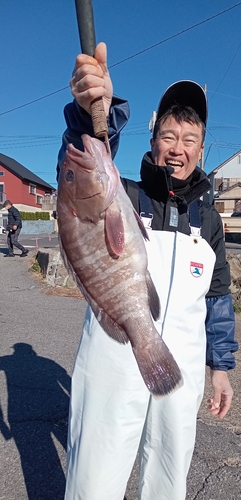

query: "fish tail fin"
left=133, top=337, right=183, bottom=397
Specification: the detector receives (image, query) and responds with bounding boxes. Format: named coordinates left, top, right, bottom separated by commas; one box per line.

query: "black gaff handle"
left=74, top=0, right=96, bottom=56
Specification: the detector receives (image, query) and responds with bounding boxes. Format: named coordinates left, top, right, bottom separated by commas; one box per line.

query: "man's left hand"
left=12, top=225, right=17, bottom=230
left=207, top=369, right=233, bottom=419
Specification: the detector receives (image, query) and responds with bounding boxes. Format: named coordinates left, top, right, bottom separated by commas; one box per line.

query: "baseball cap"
left=156, top=80, right=207, bottom=126
left=2, top=200, right=11, bottom=208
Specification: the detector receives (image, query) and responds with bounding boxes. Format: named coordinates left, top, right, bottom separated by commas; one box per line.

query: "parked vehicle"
left=0, top=225, right=6, bottom=234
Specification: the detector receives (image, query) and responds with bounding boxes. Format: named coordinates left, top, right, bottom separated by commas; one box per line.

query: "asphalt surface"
left=0, top=239, right=240, bottom=500
left=0, top=232, right=59, bottom=252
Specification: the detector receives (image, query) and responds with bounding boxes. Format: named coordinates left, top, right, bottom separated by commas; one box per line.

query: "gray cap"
left=156, top=80, right=207, bottom=125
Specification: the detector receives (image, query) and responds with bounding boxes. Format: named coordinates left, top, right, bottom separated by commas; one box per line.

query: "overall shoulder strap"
left=121, top=178, right=140, bottom=213
left=189, top=201, right=201, bottom=235
left=139, top=185, right=153, bottom=216
left=138, top=185, right=153, bottom=229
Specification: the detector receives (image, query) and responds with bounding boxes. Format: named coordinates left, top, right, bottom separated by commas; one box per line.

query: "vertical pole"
left=200, top=84, right=207, bottom=170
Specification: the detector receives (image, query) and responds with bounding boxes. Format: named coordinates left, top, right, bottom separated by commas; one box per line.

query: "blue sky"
left=1, top=1, right=241, bottom=189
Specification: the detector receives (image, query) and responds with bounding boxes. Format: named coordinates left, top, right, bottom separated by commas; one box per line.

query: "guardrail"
left=221, top=216, right=241, bottom=243
left=221, top=217, right=241, bottom=234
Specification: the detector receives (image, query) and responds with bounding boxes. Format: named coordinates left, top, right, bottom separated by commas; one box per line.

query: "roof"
left=214, top=182, right=241, bottom=199
left=207, top=149, right=241, bottom=177
left=0, top=152, right=54, bottom=190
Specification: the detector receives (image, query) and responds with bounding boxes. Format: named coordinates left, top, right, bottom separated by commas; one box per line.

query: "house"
left=0, top=152, right=54, bottom=212
left=206, top=149, right=241, bottom=214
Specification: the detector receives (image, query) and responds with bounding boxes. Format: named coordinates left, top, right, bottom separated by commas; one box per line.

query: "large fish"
left=57, top=135, right=183, bottom=397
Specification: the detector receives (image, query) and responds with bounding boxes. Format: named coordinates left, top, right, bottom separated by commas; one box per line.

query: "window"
left=36, top=195, right=43, bottom=205
left=215, top=201, right=224, bottom=213
left=29, top=183, right=36, bottom=194
left=238, top=155, right=241, bottom=164
left=0, top=171, right=4, bottom=176
left=0, top=184, right=4, bottom=204
left=218, top=178, right=229, bottom=192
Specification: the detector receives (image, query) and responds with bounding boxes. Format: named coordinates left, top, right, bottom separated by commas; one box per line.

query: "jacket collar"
left=140, top=152, right=210, bottom=204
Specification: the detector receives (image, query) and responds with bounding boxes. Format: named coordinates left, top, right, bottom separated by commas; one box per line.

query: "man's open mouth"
left=165, top=160, right=183, bottom=169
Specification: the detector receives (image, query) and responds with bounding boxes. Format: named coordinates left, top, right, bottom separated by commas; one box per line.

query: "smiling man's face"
left=150, top=116, right=204, bottom=180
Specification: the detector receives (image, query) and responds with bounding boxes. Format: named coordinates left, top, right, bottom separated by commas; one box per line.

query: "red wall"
left=0, top=166, right=22, bottom=203
left=22, top=181, right=48, bottom=207
left=0, top=164, right=52, bottom=208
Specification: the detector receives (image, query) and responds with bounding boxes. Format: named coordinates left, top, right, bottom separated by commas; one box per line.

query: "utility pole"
left=149, top=111, right=157, bottom=133
left=200, top=83, right=207, bottom=170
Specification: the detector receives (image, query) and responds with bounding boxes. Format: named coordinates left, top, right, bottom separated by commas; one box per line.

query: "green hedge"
left=20, top=211, right=50, bottom=220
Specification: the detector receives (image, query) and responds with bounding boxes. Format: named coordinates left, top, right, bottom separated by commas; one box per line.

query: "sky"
left=1, top=0, right=241, bottom=190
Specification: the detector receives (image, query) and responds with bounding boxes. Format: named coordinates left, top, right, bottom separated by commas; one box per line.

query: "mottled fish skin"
left=57, top=135, right=183, bottom=397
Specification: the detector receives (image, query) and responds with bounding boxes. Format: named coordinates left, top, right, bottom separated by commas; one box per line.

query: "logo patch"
left=190, top=261, right=203, bottom=277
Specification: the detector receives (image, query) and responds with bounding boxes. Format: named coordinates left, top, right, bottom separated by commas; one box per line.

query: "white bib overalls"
left=65, top=202, right=216, bottom=500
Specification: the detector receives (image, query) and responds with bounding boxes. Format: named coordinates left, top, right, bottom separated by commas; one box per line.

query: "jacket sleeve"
left=206, top=206, right=230, bottom=297
left=204, top=206, right=238, bottom=370
left=205, top=294, right=238, bottom=370
left=57, top=95, right=130, bottom=180
left=12, top=207, right=22, bottom=227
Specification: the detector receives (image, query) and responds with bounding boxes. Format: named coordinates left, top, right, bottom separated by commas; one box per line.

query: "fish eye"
left=65, top=169, right=74, bottom=181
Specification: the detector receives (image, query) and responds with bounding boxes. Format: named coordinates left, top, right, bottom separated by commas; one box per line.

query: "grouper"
left=57, top=134, right=183, bottom=397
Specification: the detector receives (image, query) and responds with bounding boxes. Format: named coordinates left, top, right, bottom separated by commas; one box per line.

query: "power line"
left=208, top=90, right=241, bottom=100
left=0, top=88, right=69, bottom=117
left=0, top=2, right=241, bottom=117
left=109, top=3, right=241, bottom=68
left=0, top=114, right=241, bottom=149
left=0, top=140, right=61, bottom=150
left=209, top=120, right=241, bottom=129
left=210, top=40, right=241, bottom=101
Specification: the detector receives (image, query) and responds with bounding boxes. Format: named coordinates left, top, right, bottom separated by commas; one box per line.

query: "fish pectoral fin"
left=133, top=335, right=183, bottom=397
left=146, top=271, right=161, bottom=321
left=96, top=309, right=129, bottom=345
left=133, top=209, right=150, bottom=241
left=105, top=204, right=125, bottom=257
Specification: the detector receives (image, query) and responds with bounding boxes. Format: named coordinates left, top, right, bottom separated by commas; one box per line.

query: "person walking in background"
left=2, top=200, right=29, bottom=257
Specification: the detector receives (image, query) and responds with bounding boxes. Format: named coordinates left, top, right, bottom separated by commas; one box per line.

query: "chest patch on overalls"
left=190, top=261, right=203, bottom=277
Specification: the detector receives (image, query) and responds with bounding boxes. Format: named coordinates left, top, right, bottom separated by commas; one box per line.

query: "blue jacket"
left=57, top=96, right=238, bottom=371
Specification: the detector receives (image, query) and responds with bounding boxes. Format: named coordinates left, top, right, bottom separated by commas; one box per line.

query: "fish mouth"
left=66, top=146, right=95, bottom=173
left=82, top=135, right=93, bottom=155
left=82, top=134, right=107, bottom=158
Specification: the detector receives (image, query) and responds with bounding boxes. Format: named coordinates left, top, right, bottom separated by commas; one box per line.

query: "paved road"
left=0, top=233, right=59, bottom=253
left=0, top=247, right=240, bottom=499
left=1, top=232, right=241, bottom=254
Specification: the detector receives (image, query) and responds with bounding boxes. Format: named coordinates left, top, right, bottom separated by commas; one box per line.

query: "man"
left=57, top=43, right=238, bottom=500
left=2, top=200, right=29, bottom=257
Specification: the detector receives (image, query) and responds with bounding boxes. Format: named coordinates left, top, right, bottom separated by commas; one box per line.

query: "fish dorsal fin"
left=146, top=271, right=161, bottom=321
left=105, top=202, right=125, bottom=257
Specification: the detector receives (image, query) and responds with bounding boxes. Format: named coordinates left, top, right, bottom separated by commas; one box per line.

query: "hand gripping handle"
left=74, top=0, right=110, bottom=148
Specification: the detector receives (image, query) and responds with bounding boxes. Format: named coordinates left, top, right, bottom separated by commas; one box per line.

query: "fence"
left=221, top=216, right=241, bottom=243
left=21, top=220, right=55, bottom=235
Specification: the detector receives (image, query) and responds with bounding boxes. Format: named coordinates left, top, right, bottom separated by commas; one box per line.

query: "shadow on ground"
left=0, top=343, right=70, bottom=499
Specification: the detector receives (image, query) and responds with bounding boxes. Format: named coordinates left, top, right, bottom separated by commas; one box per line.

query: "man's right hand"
left=70, top=42, right=113, bottom=117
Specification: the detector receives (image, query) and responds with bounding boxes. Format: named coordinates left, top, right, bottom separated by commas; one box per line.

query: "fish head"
left=57, top=135, right=120, bottom=223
